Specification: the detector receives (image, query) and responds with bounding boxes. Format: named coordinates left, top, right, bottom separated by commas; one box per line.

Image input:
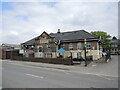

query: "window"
left=114, top=44, right=118, bottom=47
left=39, top=47, right=43, bottom=52
left=86, top=42, right=91, bottom=50
left=77, top=42, right=82, bottom=50
left=47, top=45, right=50, bottom=48
left=37, top=46, right=43, bottom=52
left=69, top=43, right=73, bottom=50
left=47, top=45, right=52, bottom=52
left=62, top=44, right=65, bottom=49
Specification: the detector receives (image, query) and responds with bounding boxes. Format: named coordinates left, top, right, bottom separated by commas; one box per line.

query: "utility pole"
left=84, top=39, right=87, bottom=67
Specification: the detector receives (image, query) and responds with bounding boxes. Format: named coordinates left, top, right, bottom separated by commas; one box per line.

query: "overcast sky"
left=0, top=1, right=118, bottom=44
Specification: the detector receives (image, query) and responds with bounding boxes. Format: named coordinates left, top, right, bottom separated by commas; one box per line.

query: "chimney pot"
left=57, top=29, right=60, bottom=33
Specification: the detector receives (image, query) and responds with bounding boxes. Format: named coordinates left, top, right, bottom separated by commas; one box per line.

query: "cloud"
left=1, top=2, right=118, bottom=44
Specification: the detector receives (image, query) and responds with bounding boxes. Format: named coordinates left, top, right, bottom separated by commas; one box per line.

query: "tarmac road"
left=2, top=56, right=118, bottom=88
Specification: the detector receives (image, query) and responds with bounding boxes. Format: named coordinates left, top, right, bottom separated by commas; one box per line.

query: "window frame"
left=77, top=42, right=82, bottom=50
left=69, top=43, right=73, bottom=50
left=86, top=42, right=91, bottom=50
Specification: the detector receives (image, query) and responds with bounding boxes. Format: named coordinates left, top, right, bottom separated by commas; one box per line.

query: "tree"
left=91, top=31, right=111, bottom=49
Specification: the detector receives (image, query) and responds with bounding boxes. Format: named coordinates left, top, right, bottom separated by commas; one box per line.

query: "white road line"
left=92, top=65, right=96, bottom=67
left=69, top=71, right=118, bottom=78
left=26, top=73, right=44, bottom=79
left=97, top=75, right=114, bottom=80
left=84, top=72, right=116, bottom=80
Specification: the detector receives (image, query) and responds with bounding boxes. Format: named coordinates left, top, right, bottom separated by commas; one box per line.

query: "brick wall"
left=12, top=56, right=73, bottom=65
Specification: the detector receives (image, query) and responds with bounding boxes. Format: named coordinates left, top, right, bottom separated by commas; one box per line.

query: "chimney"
left=57, top=29, right=60, bottom=33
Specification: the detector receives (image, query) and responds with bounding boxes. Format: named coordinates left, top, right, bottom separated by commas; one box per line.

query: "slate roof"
left=110, top=40, right=118, bottom=44
left=1, top=44, right=20, bottom=49
left=22, top=30, right=98, bottom=45
left=22, top=38, right=36, bottom=45
left=49, top=30, right=98, bottom=41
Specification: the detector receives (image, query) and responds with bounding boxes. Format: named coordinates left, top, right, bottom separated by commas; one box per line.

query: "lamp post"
left=55, top=40, right=60, bottom=58
left=84, top=39, right=87, bottom=67
left=98, top=36, right=102, bottom=58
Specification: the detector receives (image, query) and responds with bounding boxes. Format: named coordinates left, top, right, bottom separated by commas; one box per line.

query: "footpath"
left=5, top=55, right=118, bottom=77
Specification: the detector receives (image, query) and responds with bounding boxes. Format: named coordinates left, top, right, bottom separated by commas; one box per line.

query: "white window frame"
left=69, top=43, right=73, bottom=50
left=37, top=46, right=43, bottom=52
left=62, top=44, right=65, bottom=49
left=77, top=42, right=82, bottom=50
left=86, top=42, right=91, bottom=50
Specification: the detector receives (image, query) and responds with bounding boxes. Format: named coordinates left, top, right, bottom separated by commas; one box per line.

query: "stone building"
left=21, top=29, right=102, bottom=60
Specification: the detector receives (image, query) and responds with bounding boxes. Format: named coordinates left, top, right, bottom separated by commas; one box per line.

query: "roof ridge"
left=49, top=30, right=85, bottom=35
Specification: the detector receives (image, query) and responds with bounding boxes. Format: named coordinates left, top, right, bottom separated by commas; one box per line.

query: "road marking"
left=97, top=75, right=114, bottom=80
left=26, top=73, right=44, bottom=79
left=92, top=65, right=96, bottom=67
left=69, top=71, right=118, bottom=78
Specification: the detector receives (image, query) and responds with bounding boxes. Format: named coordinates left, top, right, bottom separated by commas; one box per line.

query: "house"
left=110, top=36, right=120, bottom=55
left=21, top=29, right=102, bottom=60
left=0, top=44, right=20, bottom=59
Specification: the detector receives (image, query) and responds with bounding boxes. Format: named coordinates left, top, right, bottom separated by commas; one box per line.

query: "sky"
left=0, top=1, right=118, bottom=44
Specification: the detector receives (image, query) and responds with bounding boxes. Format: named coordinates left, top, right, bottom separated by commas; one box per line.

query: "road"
left=2, top=57, right=118, bottom=88
left=0, top=60, right=2, bottom=89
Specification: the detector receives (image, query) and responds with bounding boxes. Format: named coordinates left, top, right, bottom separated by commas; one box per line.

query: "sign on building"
left=19, top=49, right=24, bottom=54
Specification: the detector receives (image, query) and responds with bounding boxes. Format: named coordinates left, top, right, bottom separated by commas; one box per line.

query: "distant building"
left=110, top=36, right=120, bottom=55
left=21, top=29, right=102, bottom=60
left=0, top=44, right=20, bottom=59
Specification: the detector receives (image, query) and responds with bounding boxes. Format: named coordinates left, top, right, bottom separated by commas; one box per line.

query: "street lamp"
left=84, top=39, right=87, bottom=67
left=55, top=40, right=61, bottom=58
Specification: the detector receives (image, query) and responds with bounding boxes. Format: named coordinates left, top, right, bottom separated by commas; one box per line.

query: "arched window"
left=69, top=43, right=73, bottom=50
left=77, top=42, right=82, bottom=50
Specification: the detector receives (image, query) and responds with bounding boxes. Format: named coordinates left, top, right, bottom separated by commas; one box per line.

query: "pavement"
left=1, top=55, right=118, bottom=88
left=3, top=55, right=118, bottom=77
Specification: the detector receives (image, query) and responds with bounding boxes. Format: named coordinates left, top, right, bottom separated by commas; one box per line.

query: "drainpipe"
left=10, top=50, right=13, bottom=60
left=4, top=50, right=6, bottom=59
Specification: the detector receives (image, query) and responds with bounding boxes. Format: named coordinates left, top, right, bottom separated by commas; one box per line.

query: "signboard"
left=78, top=52, right=81, bottom=55
left=47, top=53, right=52, bottom=55
left=57, top=48, right=66, bottom=53
left=19, top=50, right=24, bottom=54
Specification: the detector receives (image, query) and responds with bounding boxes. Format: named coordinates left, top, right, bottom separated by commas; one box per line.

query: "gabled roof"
left=22, top=31, right=52, bottom=46
left=49, top=30, right=98, bottom=41
left=21, top=38, right=36, bottom=45
left=110, top=36, right=118, bottom=44
left=22, top=30, right=98, bottom=45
